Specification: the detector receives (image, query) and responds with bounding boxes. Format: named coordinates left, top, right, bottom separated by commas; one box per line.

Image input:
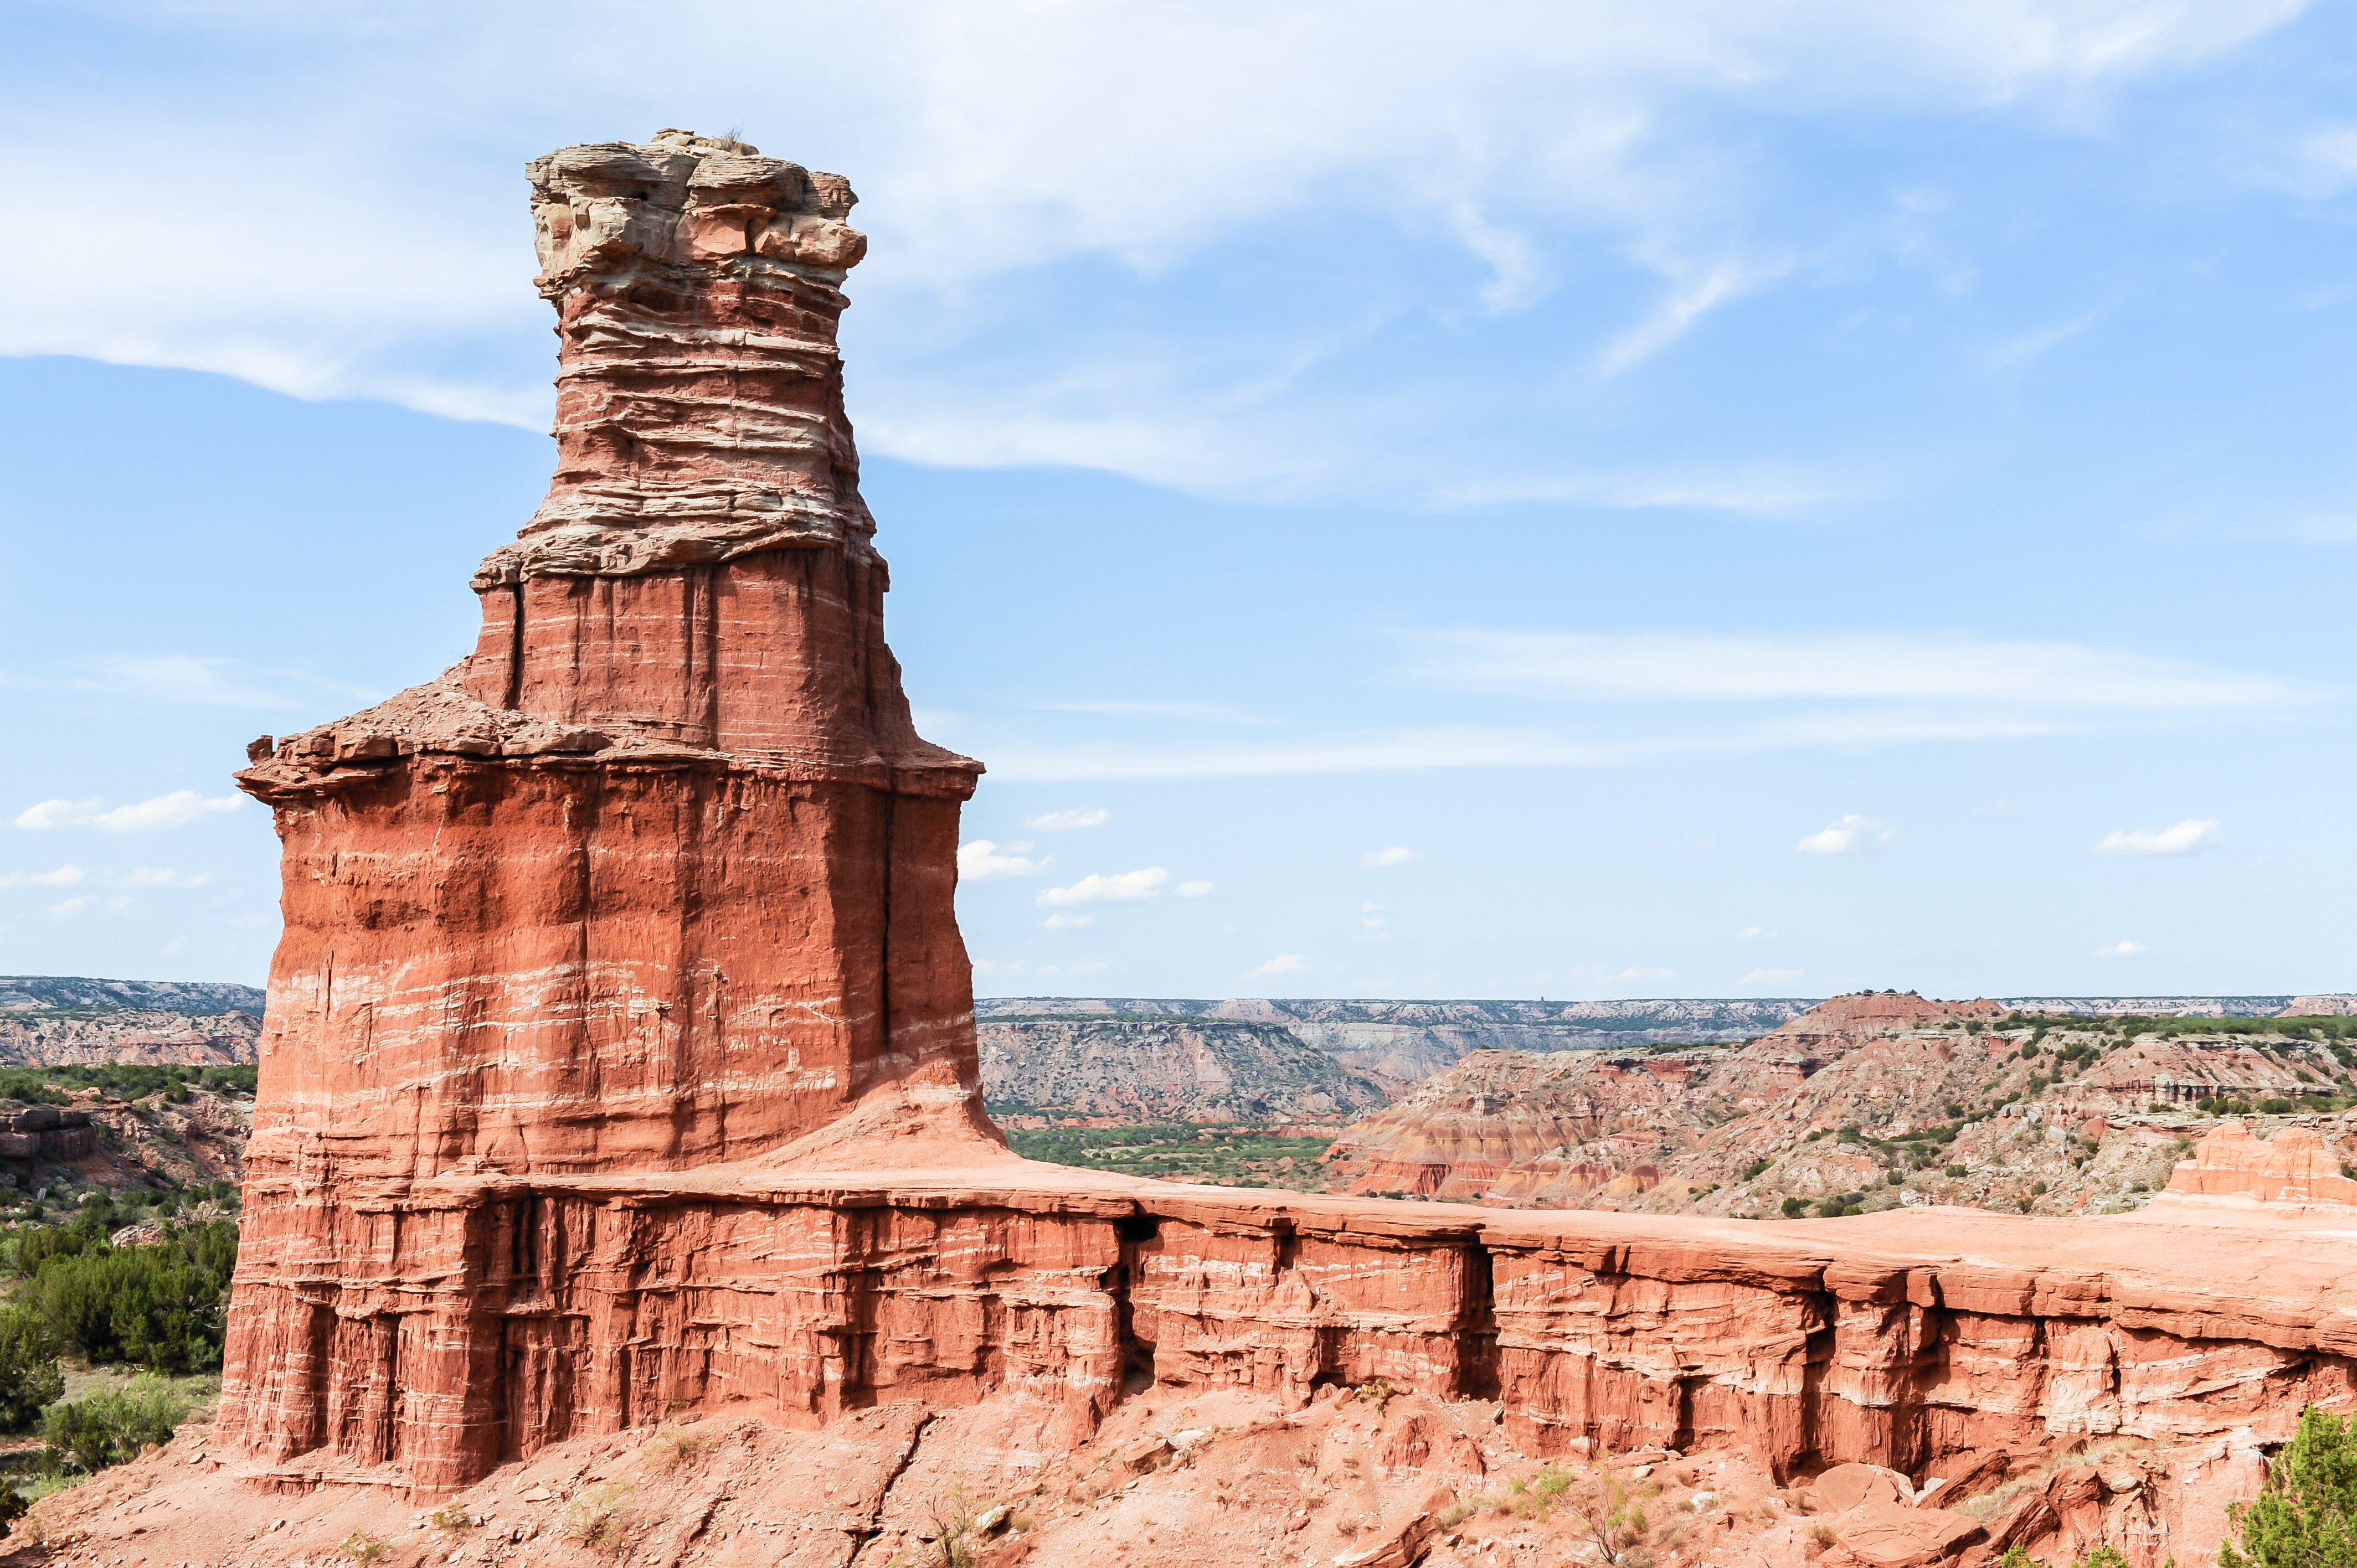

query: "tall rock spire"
left=234, top=129, right=989, bottom=1174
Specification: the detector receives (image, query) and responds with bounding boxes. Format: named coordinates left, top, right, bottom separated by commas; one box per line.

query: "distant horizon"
left=6, top=972, right=2342, bottom=1012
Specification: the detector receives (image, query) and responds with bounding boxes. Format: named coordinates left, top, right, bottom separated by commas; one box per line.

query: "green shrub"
left=1780, top=1196, right=1806, bottom=1218
left=19, top=1220, right=238, bottom=1372
left=0, top=1308, right=63, bottom=1433
left=41, top=1378, right=187, bottom=1473
left=1741, top=1159, right=1770, bottom=1180
left=1946, top=1164, right=1968, bottom=1178
left=2221, top=1406, right=2357, bottom=1568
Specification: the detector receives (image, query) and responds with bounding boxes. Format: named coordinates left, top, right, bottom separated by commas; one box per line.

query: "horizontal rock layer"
left=214, top=1172, right=2353, bottom=1499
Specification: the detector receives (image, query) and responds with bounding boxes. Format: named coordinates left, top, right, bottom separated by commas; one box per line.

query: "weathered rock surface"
left=2157, top=1120, right=2357, bottom=1206
left=0, top=976, right=261, bottom=1067
left=1323, top=992, right=2355, bottom=1219
left=159, top=133, right=2344, bottom=1568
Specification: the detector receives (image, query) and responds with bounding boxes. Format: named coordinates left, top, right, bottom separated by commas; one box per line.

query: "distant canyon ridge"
left=0, top=983, right=2321, bottom=1121
left=976, top=992, right=2313, bottom=1125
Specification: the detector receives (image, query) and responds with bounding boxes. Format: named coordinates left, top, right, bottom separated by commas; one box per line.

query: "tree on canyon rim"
left=2220, top=1406, right=2357, bottom=1568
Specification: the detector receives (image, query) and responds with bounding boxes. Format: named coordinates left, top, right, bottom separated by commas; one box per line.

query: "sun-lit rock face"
left=197, top=136, right=2357, bottom=1565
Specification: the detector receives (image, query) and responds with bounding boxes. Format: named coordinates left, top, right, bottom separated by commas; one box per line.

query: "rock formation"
left=129, top=135, right=2352, bottom=1568
left=2158, top=1121, right=2357, bottom=1206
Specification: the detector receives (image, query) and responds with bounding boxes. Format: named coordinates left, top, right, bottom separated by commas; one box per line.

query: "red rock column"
left=215, top=130, right=999, bottom=1493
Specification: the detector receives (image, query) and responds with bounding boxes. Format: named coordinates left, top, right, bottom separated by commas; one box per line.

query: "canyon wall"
left=206, top=135, right=2353, bottom=1568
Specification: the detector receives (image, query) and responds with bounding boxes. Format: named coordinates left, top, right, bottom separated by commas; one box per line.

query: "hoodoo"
left=218, top=131, right=1003, bottom=1490
left=183, top=133, right=2357, bottom=1568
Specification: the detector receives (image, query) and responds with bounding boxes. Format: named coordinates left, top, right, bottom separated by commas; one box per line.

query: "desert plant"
left=2221, top=1406, right=2357, bottom=1568
left=640, top=1427, right=700, bottom=1472
left=339, top=1531, right=389, bottom=1566
left=562, top=1482, right=634, bottom=1551
left=430, top=1504, right=480, bottom=1537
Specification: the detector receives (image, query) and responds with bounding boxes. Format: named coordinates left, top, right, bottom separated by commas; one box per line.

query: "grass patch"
left=1002, top=1123, right=1336, bottom=1189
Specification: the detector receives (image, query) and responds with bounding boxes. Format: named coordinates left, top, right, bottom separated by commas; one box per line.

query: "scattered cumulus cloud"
left=1043, top=912, right=1095, bottom=929
left=1743, top=967, right=1805, bottom=984
left=1359, top=846, right=1419, bottom=868
left=1176, top=881, right=1215, bottom=897
left=1797, top=814, right=1893, bottom=855
left=958, top=839, right=1052, bottom=880
left=1736, top=925, right=1776, bottom=940
left=1247, top=953, right=1310, bottom=977
left=1038, top=867, right=1169, bottom=906
left=2095, top=938, right=2148, bottom=958
left=14, top=792, right=245, bottom=833
left=2094, top=818, right=2219, bottom=856
left=0, top=865, right=85, bottom=889
left=1024, top=808, right=1110, bottom=830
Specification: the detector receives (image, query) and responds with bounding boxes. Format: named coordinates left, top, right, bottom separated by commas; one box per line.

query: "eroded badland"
left=24, top=132, right=2357, bottom=1568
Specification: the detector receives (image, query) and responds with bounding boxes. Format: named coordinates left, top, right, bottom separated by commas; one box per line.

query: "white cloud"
left=1744, top=967, right=1806, bottom=984
left=1176, top=881, right=1215, bottom=897
left=1797, top=814, right=1893, bottom=855
left=1736, top=925, right=1776, bottom=940
left=1411, top=631, right=2298, bottom=712
left=1617, top=967, right=1674, bottom=982
left=117, top=868, right=213, bottom=889
left=1038, top=867, right=1170, bottom=906
left=1024, top=808, right=1111, bottom=830
left=1359, top=847, right=1420, bottom=867
left=48, top=896, right=90, bottom=920
left=1596, top=259, right=1772, bottom=376
left=1978, top=300, right=2113, bottom=373
left=0, top=1, right=2304, bottom=498
left=1043, top=912, right=1095, bottom=929
left=2094, top=818, right=2219, bottom=856
left=1247, top=953, right=1310, bottom=977
left=0, top=865, right=85, bottom=889
left=958, top=839, right=1052, bottom=880
left=2095, top=938, right=2148, bottom=958
left=14, top=792, right=245, bottom=833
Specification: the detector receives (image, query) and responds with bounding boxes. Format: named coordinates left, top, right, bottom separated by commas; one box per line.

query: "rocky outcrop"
left=0, top=1099, right=96, bottom=1160
left=2158, top=1122, right=2357, bottom=1206
left=184, top=132, right=2337, bottom=1568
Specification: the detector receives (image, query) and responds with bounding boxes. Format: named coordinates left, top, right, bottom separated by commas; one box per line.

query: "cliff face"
left=215, top=130, right=1000, bottom=1490
left=182, top=136, right=2354, bottom=1568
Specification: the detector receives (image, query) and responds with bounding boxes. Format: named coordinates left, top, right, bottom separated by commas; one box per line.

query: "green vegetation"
left=0, top=1064, right=255, bottom=1107
left=2221, top=1406, right=2357, bottom=1568
left=1002, top=1123, right=1336, bottom=1189
left=40, top=1378, right=187, bottom=1472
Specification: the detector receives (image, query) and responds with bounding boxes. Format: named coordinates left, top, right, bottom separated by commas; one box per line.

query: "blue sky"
left=1, top=1, right=2353, bottom=999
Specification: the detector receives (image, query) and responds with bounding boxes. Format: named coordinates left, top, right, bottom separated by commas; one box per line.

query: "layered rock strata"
left=211, top=136, right=2351, bottom=1568
left=217, top=130, right=997, bottom=1490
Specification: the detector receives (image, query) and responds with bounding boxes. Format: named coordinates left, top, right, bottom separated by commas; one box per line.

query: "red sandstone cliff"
left=152, top=136, right=2357, bottom=1568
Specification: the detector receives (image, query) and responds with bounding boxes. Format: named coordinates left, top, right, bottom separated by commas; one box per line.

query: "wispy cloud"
left=2094, top=818, right=2219, bottom=856
left=0, top=865, right=84, bottom=889
left=2095, top=938, right=2148, bottom=958
left=1596, top=260, right=1770, bottom=376
left=14, top=792, right=245, bottom=833
left=1358, top=846, right=1420, bottom=868
left=1798, top=814, right=1893, bottom=855
left=1043, top=912, right=1095, bottom=929
left=1410, top=631, right=2299, bottom=711
left=1024, top=808, right=1110, bottom=831
left=1433, top=467, right=1849, bottom=518
left=1039, top=867, right=1169, bottom=906
left=1176, top=881, right=1215, bottom=897
left=1247, top=953, right=1309, bottom=977
left=1978, top=300, right=2113, bottom=373
left=957, top=839, right=1052, bottom=881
